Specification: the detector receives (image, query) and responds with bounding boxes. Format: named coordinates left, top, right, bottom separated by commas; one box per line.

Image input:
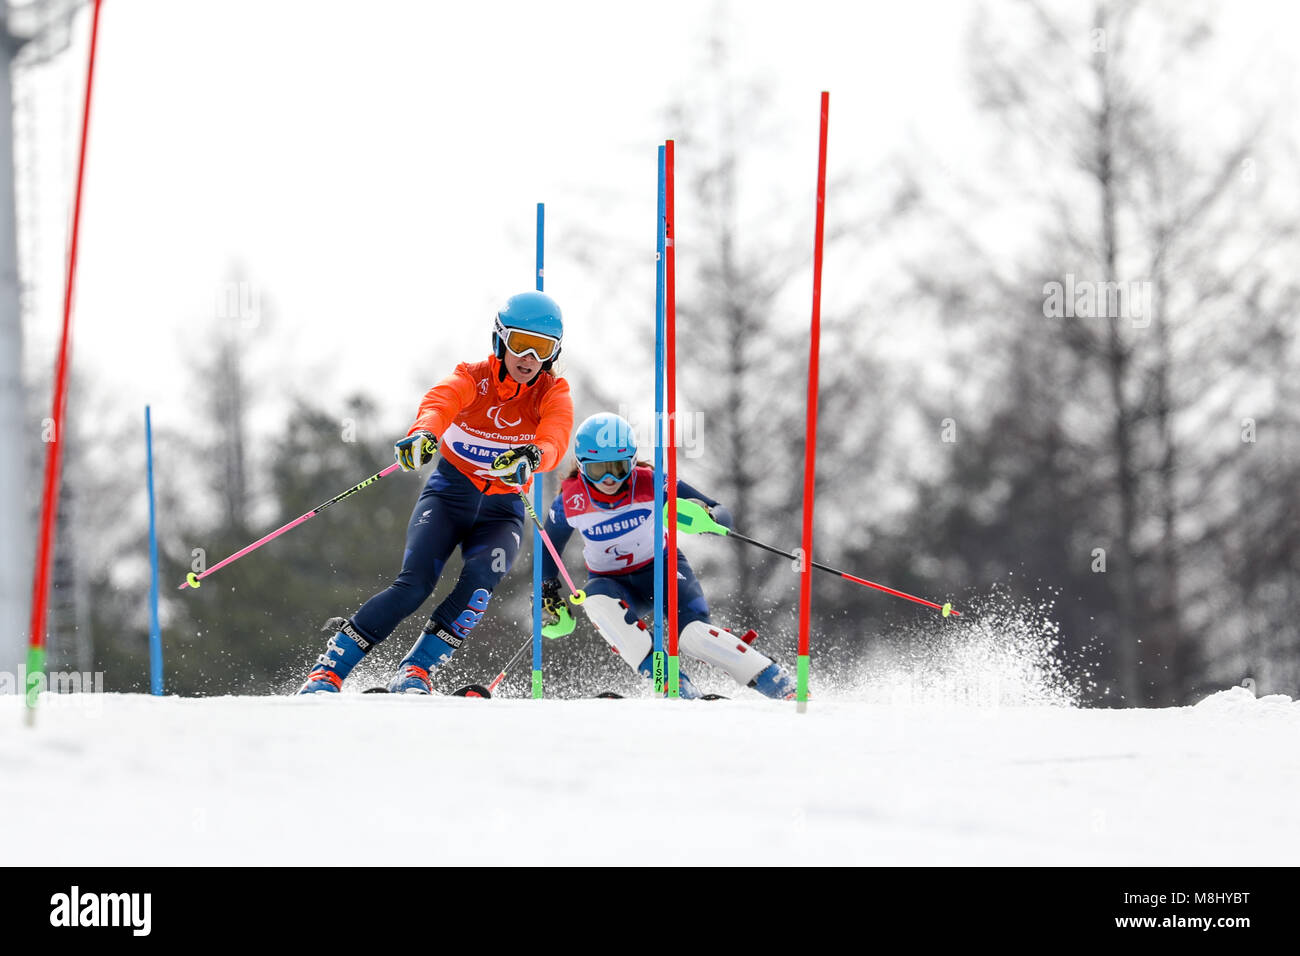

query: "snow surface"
left=2, top=686, right=1297, bottom=865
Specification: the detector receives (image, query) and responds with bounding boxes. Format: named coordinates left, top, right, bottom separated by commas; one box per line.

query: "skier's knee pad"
left=678, top=620, right=771, bottom=685
left=582, top=593, right=652, bottom=672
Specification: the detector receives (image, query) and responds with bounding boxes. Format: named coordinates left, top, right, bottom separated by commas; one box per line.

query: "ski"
left=362, top=684, right=492, bottom=697
left=590, top=691, right=728, bottom=700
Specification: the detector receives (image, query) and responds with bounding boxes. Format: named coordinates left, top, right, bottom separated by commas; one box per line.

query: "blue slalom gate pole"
left=652, top=147, right=666, bottom=694
left=145, top=405, right=163, bottom=695
left=532, top=201, right=545, bottom=699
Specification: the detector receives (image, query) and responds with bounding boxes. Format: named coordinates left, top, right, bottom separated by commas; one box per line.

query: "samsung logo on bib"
left=449, top=441, right=498, bottom=463
left=587, top=508, right=651, bottom=541
left=50, top=886, right=151, bottom=936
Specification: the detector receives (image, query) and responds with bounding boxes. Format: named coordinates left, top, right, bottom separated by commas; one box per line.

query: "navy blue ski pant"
left=351, top=459, right=525, bottom=647
left=584, top=551, right=711, bottom=633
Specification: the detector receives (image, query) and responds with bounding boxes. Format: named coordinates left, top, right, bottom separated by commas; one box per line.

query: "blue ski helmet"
left=573, top=412, right=637, bottom=486
left=493, top=292, right=564, bottom=370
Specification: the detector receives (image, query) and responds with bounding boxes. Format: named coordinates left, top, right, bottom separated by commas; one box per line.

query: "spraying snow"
left=814, top=584, right=1090, bottom=707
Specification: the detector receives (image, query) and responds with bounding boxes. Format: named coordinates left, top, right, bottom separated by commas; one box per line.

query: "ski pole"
left=513, top=487, right=586, bottom=605
left=487, top=636, right=534, bottom=692
left=454, top=635, right=536, bottom=698
left=179, top=462, right=404, bottom=590
left=672, top=499, right=960, bottom=617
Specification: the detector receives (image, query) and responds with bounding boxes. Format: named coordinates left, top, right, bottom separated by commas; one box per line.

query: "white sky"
left=17, top=0, right=976, bottom=437
left=14, top=0, right=1299, bottom=447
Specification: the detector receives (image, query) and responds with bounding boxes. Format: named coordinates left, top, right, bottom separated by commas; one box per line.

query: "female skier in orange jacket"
left=298, top=292, right=574, bottom=694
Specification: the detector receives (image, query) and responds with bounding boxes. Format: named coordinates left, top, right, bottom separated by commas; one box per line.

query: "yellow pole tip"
left=570, top=590, right=586, bottom=606
left=187, top=572, right=201, bottom=589
left=942, top=602, right=952, bottom=617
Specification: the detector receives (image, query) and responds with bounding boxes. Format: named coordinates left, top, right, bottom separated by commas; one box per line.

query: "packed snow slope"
left=2, top=687, right=1296, bottom=865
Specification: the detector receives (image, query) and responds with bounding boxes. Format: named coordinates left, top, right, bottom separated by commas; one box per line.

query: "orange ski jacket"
left=406, top=355, right=573, bottom=495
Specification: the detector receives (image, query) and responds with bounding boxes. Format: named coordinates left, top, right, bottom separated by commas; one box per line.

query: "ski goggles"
left=496, top=318, right=560, bottom=362
left=581, top=459, right=631, bottom=482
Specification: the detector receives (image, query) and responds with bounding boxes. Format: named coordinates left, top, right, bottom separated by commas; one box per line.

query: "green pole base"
left=667, top=654, right=680, bottom=699
left=653, top=651, right=665, bottom=695
left=25, top=647, right=45, bottom=710
left=796, top=654, right=810, bottom=705
left=531, top=669, right=543, bottom=699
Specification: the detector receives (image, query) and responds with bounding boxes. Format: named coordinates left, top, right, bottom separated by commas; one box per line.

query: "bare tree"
left=913, top=0, right=1300, bottom=703
left=666, top=28, right=915, bottom=648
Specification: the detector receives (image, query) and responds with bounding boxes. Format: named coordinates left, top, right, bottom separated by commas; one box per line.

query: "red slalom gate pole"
left=665, top=140, right=680, bottom=698
left=796, top=92, right=829, bottom=711
left=26, top=0, right=104, bottom=724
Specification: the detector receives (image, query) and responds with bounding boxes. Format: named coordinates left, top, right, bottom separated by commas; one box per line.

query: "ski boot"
left=387, top=664, right=434, bottom=695
left=749, top=661, right=799, bottom=700
left=384, top=618, right=461, bottom=694
left=298, top=617, right=373, bottom=694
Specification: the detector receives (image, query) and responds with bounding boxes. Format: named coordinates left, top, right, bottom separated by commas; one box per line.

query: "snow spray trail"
left=276, top=583, right=1093, bottom=703
left=817, top=582, right=1093, bottom=707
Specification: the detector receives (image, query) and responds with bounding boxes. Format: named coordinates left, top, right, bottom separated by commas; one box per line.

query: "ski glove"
left=491, top=444, right=542, bottom=486
left=395, top=431, right=438, bottom=471
left=686, top=498, right=733, bottom=530
left=540, top=577, right=563, bottom=626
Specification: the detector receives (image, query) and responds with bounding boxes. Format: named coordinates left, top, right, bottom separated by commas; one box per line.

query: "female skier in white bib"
left=540, top=412, right=798, bottom=699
